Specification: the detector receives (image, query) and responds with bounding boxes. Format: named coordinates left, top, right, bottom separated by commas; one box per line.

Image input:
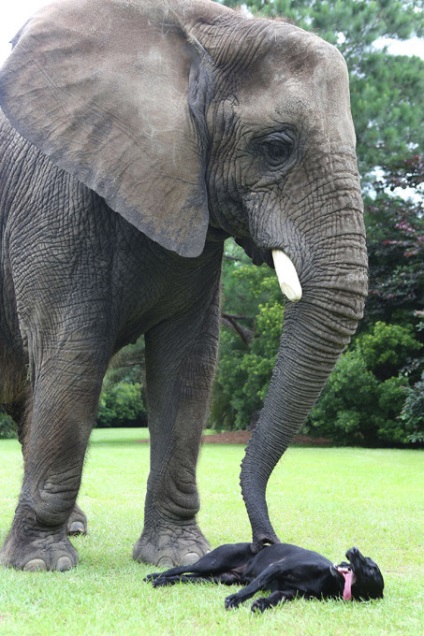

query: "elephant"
left=0, top=0, right=368, bottom=572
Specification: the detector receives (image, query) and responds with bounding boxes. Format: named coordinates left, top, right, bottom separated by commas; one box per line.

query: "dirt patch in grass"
left=137, top=431, right=332, bottom=445
left=203, top=430, right=252, bottom=444
left=201, top=431, right=333, bottom=445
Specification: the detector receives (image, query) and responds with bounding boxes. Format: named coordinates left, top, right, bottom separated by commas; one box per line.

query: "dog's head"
left=336, top=547, right=384, bottom=600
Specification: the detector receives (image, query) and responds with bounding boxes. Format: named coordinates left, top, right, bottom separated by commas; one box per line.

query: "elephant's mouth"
left=234, top=240, right=302, bottom=302
left=272, top=250, right=302, bottom=302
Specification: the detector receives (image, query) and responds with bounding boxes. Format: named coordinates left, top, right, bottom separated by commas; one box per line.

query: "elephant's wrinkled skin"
left=0, top=0, right=367, bottom=571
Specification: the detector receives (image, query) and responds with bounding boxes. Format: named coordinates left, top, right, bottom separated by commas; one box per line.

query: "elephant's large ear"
left=0, top=0, right=211, bottom=257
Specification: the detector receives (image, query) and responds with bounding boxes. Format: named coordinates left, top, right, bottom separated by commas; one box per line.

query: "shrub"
left=0, top=410, right=17, bottom=439
left=97, top=381, right=147, bottom=427
left=210, top=300, right=283, bottom=430
left=355, top=321, right=422, bottom=380
left=400, top=372, right=424, bottom=444
left=308, top=322, right=422, bottom=446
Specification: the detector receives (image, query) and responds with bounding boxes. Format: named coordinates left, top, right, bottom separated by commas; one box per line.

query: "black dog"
left=146, top=542, right=384, bottom=612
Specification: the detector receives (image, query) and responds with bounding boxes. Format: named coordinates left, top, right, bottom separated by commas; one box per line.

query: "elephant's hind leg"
left=67, top=503, right=88, bottom=536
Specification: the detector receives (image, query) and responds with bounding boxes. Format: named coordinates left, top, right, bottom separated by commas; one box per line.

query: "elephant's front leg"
left=5, top=400, right=88, bottom=537
left=133, top=291, right=220, bottom=567
left=0, top=346, right=107, bottom=571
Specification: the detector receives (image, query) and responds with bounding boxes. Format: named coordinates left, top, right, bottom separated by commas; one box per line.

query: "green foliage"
left=308, top=322, right=422, bottom=445
left=97, top=381, right=146, bottom=428
left=356, top=321, right=422, bottom=380
left=365, top=155, right=424, bottom=324
left=97, top=338, right=147, bottom=427
left=352, top=55, right=424, bottom=175
left=400, top=372, right=424, bottom=443
left=221, top=240, right=281, bottom=315
left=230, top=300, right=283, bottom=427
left=308, top=351, right=410, bottom=445
left=0, top=410, right=16, bottom=439
left=210, top=244, right=284, bottom=430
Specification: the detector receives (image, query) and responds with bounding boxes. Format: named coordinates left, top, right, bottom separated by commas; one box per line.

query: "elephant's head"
left=0, top=0, right=367, bottom=548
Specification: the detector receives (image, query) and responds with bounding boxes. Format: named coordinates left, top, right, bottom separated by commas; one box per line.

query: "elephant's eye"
left=263, top=140, right=292, bottom=164
left=257, top=131, right=296, bottom=169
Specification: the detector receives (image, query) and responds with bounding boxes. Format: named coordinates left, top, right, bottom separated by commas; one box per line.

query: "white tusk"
left=272, top=249, right=303, bottom=302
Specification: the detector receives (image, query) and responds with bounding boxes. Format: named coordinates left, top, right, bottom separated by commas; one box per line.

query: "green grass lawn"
left=0, top=428, right=423, bottom=635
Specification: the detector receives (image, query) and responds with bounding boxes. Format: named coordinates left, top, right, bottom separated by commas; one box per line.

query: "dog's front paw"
left=144, top=572, right=173, bottom=587
left=147, top=574, right=181, bottom=587
left=225, top=594, right=241, bottom=610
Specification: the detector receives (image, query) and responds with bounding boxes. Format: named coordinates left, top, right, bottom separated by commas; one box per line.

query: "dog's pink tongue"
left=340, top=569, right=353, bottom=600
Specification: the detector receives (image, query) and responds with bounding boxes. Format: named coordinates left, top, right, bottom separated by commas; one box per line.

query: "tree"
left=365, top=154, right=424, bottom=325
left=209, top=241, right=283, bottom=429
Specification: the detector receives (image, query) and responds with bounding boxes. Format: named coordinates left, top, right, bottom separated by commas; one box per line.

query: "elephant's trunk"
left=241, top=228, right=368, bottom=549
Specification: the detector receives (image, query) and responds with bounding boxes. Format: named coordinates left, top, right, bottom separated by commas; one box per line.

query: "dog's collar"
left=335, top=566, right=355, bottom=600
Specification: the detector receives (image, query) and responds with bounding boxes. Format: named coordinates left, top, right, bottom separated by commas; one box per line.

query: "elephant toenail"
left=181, top=552, right=202, bottom=566
left=157, top=557, right=174, bottom=568
left=57, top=556, right=74, bottom=571
left=68, top=521, right=86, bottom=535
left=24, top=559, right=47, bottom=572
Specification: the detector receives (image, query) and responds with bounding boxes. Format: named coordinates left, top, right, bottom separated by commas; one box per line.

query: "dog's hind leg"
left=146, top=542, right=252, bottom=585
left=225, top=561, right=284, bottom=609
left=151, top=571, right=243, bottom=587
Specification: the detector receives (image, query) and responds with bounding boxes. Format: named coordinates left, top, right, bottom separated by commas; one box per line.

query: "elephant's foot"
left=133, top=521, right=210, bottom=567
left=67, top=504, right=88, bottom=536
left=0, top=526, right=78, bottom=572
